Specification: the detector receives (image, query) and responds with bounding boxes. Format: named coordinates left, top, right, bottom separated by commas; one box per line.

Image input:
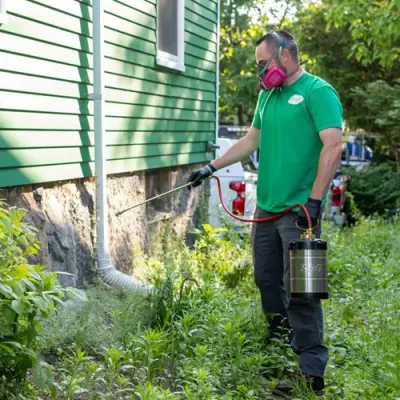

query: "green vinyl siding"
left=0, top=131, right=215, bottom=148
left=0, top=0, right=217, bottom=188
left=0, top=143, right=207, bottom=168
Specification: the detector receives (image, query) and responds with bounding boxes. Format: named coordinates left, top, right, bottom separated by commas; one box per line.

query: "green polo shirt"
left=252, top=72, right=343, bottom=212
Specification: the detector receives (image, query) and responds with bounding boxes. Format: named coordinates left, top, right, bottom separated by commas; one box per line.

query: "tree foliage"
left=218, top=0, right=400, bottom=169
left=289, top=3, right=400, bottom=166
left=351, top=80, right=400, bottom=170
left=325, top=0, right=400, bottom=68
left=346, top=163, right=400, bottom=215
left=290, top=4, right=390, bottom=119
left=219, top=0, right=304, bottom=125
left=219, top=0, right=267, bottom=125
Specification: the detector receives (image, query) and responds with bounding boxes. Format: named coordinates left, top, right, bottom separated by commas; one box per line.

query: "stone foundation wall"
left=0, top=164, right=206, bottom=288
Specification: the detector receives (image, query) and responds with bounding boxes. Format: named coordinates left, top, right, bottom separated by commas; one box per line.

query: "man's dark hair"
left=256, top=30, right=299, bottom=63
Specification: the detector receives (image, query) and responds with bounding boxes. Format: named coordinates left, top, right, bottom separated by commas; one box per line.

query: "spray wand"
left=115, top=176, right=313, bottom=235
left=115, top=182, right=192, bottom=217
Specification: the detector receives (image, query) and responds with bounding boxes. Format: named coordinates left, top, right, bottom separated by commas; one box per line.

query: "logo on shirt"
left=288, top=95, right=304, bottom=105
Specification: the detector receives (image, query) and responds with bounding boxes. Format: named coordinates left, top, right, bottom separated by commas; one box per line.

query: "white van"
left=208, top=137, right=258, bottom=229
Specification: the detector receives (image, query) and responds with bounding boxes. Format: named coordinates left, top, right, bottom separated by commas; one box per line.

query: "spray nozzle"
left=300, top=228, right=315, bottom=240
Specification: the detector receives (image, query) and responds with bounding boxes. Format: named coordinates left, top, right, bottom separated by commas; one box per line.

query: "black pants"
left=251, top=207, right=329, bottom=377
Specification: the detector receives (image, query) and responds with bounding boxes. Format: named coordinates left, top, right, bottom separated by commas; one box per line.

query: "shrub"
left=346, top=163, right=400, bottom=217
left=0, top=203, right=66, bottom=395
left=191, top=224, right=253, bottom=289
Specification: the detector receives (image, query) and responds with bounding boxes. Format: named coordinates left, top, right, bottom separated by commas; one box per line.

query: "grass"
left=316, top=218, right=400, bottom=399
left=10, top=217, right=400, bottom=399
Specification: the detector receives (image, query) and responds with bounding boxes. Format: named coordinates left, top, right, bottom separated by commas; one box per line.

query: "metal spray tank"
left=289, top=228, right=329, bottom=299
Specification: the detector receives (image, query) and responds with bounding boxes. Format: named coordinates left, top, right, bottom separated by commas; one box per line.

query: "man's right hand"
left=187, top=163, right=217, bottom=189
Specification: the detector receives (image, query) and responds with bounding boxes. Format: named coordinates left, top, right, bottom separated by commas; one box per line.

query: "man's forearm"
left=211, top=133, right=259, bottom=170
left=310, top=143, right=342, bottom=200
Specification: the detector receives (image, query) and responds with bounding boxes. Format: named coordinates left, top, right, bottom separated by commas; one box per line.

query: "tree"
left=219, top=0, right=267, bottom=125
left=325, top=0, right=400, bottom=69
left=351, top=80, right=400, bottom=171
left=290, top=4, right=398, bottom=122
left=219, top=0, right=304, bottom=125
left=290, top=3, right=400, bottom=168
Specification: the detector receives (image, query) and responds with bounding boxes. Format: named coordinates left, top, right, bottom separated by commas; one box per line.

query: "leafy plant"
left=346, top=163, right=400, bottom=216
left=0, top=203, right=66, bottom=395
left=21, top=210, right=400, bottom=399
left=131, top=328, right=168, bottom=384
left=191, top=224, right=253, bottom=289
left=56, top=346, right=91, bottom=399
left=102, top=347, right=135, bottom=398
left=133, top=382, right=181, bottom=399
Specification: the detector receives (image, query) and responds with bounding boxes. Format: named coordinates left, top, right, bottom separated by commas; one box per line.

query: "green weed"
left=3, top=213, right=399, bottom=399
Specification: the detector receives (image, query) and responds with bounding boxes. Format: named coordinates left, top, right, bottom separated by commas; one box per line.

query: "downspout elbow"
left=97, top=245, right=153, bottom=293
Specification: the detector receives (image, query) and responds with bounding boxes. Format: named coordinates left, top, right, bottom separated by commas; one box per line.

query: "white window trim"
left=0, top=0, right=8, bottom=25
left=156, top=0, right=186, bottom=73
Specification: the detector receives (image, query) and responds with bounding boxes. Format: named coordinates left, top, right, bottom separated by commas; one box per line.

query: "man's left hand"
left=297, top=198, right=322, bottom=229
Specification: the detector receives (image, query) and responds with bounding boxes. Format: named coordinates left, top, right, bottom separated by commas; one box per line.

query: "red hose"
left=210, top=175, right=312, bottom=230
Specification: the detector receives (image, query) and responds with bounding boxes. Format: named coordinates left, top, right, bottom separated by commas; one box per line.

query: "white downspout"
left=215, top=0, right=220, bottom=142
left=92, top=0, right=152, bottom=292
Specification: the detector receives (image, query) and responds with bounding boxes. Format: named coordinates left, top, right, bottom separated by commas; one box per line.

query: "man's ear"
left=281, top=48, right=291, bottom=64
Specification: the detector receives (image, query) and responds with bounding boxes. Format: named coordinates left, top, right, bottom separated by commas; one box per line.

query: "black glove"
left=297, top=197, right=322, bottom=229
left=187, top=163, right=217, bottom=189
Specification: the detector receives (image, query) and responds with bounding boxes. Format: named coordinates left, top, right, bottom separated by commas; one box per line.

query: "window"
left=157, top=0, right=185, bottom=72
left=0, top=0, right=8, bottom=25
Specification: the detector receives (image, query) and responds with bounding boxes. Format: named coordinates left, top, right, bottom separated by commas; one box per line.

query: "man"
left=188, top=30, right=343, bottom=396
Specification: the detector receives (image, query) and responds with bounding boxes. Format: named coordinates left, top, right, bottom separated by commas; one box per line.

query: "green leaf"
left=0, top=343, right=14, bottom=353
left=105, top=347, right=123, bottom=364
left=2, top=341, right=23, bottom=350
left=0, top=218, right=13, bottom=235
left=9, top=265, right=31, bottom=279
left=50, top=382, right=58, bottom=398
left=3, top=306, right=17, bottom=323
left=49, top=294, right=63, bottom=304
left=334, top=346, right=347, bottom=360
left=387, top=361, right=397, bottom=369
left=10, top=281, right=26, bottom=296
left=18, top=318, right=29, bottom=328
left=31, top=297, right=48, bottom=312
left=0, top=283, right=14, bottom=298
left=26, top=324, right=37, bottom=341
left=22, top=278, right=37, bottom=292
left=29, top=269, right=42, bottom=281
left=11, top=299, right=25, bottom=315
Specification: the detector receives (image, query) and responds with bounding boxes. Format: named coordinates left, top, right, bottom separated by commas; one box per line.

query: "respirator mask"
left=257, top=31, right=288, bottom=91
left=258, top=64, right=287, bottom=91
left=258, top=47, right=287, bottom=91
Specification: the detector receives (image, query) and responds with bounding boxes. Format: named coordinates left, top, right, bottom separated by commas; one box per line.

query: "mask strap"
left=277, top=46, right=300, bottom=78
left=266, top=88, right=275, bottom=102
